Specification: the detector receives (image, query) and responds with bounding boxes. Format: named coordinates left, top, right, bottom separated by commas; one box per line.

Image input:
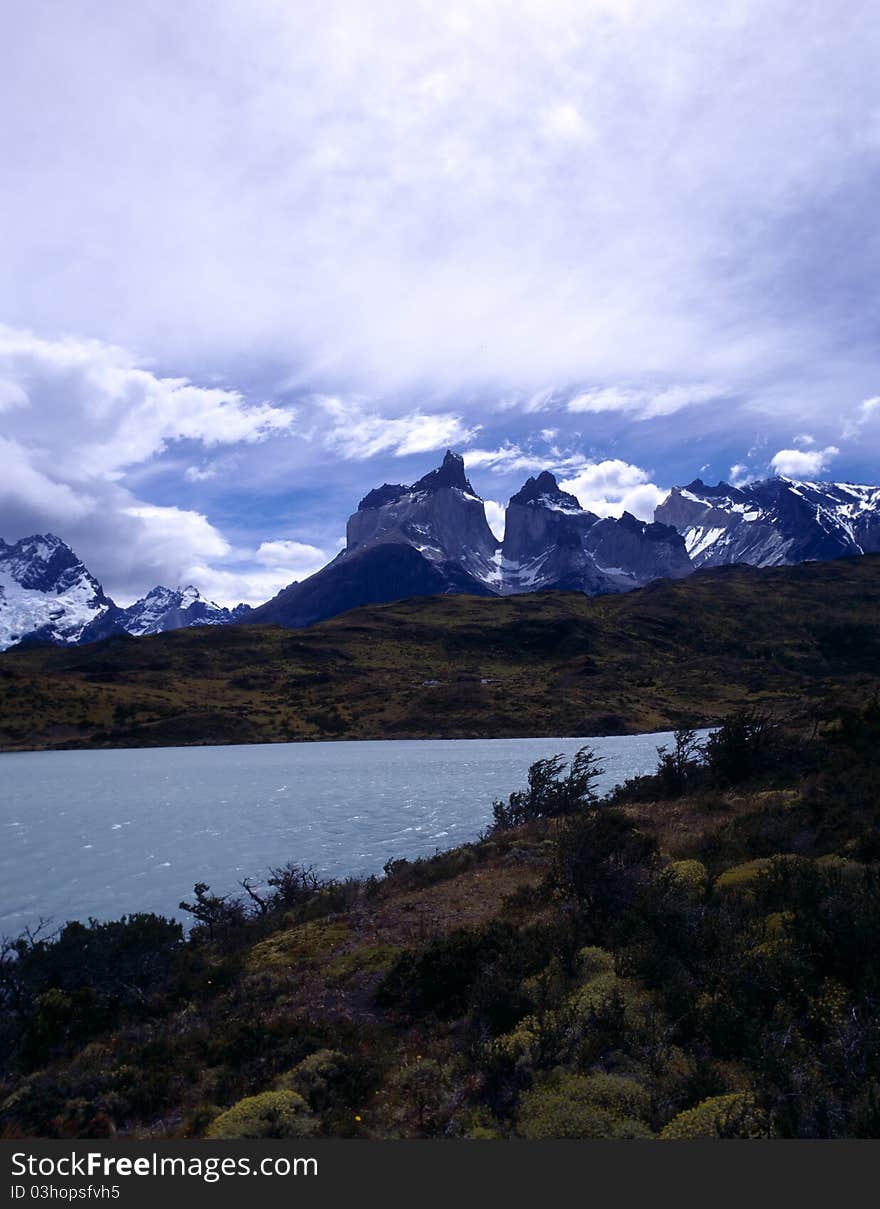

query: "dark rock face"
left=501, top=472, right=691, bottom=595
left=251, top=459, right=696, bottom=631
left=654, top=477, right=880, bottom=568
left=248, top=542, right=496, bottom=629
left=347, top=450, right=499, bottom=583
left=250, top=451, right=501, bottom=628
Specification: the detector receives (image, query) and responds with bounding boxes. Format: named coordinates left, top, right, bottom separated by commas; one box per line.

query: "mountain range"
left=0, top=536, right=250, bottom=652
left=3, top=451, right=880, bottom=651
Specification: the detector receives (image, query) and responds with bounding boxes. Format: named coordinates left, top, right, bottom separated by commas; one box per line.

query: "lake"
left=0, top=731, right=702, bottom=934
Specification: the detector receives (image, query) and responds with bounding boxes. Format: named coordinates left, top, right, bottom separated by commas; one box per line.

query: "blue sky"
left=2, top=1, right=880, bottom=603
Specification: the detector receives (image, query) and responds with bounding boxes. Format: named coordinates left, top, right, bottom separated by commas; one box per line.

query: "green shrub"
left=660, top=1092, right=769, bottom=1139
left=205, top=1090, right=319, bottom=1139
left=664, top=860, right=709, bottom=897
left=576, top=946, right=616, bottom=979
left=516, top=1072, right=653, bottom=1139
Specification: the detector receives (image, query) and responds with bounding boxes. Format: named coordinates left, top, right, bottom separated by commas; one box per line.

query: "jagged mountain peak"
left=499, top=468, right=691, bottom=596
left=116, top=583, right=241, bottom=637
left=253, top=450, right=501, bottom=629
left=357, top=452, right=479, bottom=515
left=411, top=449, right=478, bottom=497
left=509, top=471, right=583, bottom=512
left=0, top=534, right=115, bottom=650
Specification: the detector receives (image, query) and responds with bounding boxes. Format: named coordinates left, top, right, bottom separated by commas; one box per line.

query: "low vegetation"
left=2, top=702, right=880, bottom=1139
left=2, top=555, right=880, bottom=750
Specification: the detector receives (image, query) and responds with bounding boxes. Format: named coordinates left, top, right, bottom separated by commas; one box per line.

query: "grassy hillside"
left=2, top=555, right=880, bottom=751
left=2, top=705, right=879, bottom=1138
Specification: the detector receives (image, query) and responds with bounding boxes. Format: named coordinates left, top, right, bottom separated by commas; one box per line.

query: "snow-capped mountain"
left=501, top=471, right=691, bottom=594
left=115, top=585, right=252, bottom=636
left=0, top=534, right=119, bottom=650
left=249, top=453, right=693, bottom=629
left=0, top=536, right=251, bottom=651
left=654, top=477, right=880, bottom=568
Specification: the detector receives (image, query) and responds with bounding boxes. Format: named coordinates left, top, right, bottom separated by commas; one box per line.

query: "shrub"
left=275, top=1048, right=375, bottom=1119
left=553, top=809, right=658, bottom=918
left=383, top=1059, right=456, bottom=1136
left=704, top=712, right=777, bottom=787
left=655, top=729, right=705, bottom=798
left=664, top=860, right=709, bottom=898
left=492, top=747, right=604, bottom=830
left=660, top=1092, right=770, bottom=1139
left=516, top=1072, right=653, bottom=1139
left=205, top=1090, right=319, bottom=1139
left=576, top=946, right=616, bottom=979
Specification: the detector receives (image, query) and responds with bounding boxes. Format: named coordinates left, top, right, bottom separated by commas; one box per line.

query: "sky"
left=2, top=0, right=880, bottom=604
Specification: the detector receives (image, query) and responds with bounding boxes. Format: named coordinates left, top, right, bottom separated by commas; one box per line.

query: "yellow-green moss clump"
left=660, top=1092, right=769, bottom=1139
left=516, top=1072, right=653, bottom=1139
left=714, top=856, right=800, bottom=894
left=665, top=859, right=709, bottom=897
left=247, top=921, right=349, bottom=972
left=205, top=1090, right=319, bottom=1139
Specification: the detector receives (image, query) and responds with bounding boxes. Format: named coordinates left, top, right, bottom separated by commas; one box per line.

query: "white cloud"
left=182, top=565, right=301, bottom=609
left=3, top=1, right=878, bottom=410
left=0, top=378, right=29, bottom=411
left=0, top=436, right=95, bottom=522
left=0, top=325, right=293, bottom=481
left=483, top=500, right=506, bottom=541
left=769, top=446, right=839, bottom=478
left=842, top=395, right=880, bottom=440
left=185, top=465, right=219, bottom=482
left=566, top=383, right=722, bottom=421
left=122, top=505, right=230, bottom=560
left=729, top=463, right=751, bottom=486
left=793, top=433, right=815, bottom=448
left=559, top=459, right=667, bottom=520
left=0, top=326, right=299, bottom=605
left=255, top=540, right=327, bottom=577
left=319, top=397, right=479, bottom=460
left=464, top=442, right=604, bottom=478
left=463, top=444, right=547, bottom=475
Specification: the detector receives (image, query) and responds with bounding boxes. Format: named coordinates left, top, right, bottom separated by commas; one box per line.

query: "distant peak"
left=509, top=470, right=581, bottom=510
left=411, top=449, right=477, bottom=496
left=681, top=479, right=740, bottom=498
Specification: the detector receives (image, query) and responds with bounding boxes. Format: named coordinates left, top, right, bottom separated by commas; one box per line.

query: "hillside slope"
left=2, top=704, right=879, bottom=1139
left=2, top=555, right=879, bottom=751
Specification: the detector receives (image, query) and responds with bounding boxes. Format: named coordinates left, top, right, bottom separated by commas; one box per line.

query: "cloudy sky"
left=3, top=0, right=880, bottom=604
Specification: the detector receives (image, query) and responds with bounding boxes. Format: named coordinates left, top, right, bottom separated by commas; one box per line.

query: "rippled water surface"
left=0, top=732, right=706, bottom=932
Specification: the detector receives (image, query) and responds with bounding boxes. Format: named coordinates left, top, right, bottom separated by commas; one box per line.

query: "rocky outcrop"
left=500, top=471, right=691, bottom=594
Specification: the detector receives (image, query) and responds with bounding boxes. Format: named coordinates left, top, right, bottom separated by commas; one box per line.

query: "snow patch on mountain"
left=117, top=585, right=250, bottom=636
left=0, top=535, right=115, bottom=650
left=655, top=476, right=880, bottom=569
